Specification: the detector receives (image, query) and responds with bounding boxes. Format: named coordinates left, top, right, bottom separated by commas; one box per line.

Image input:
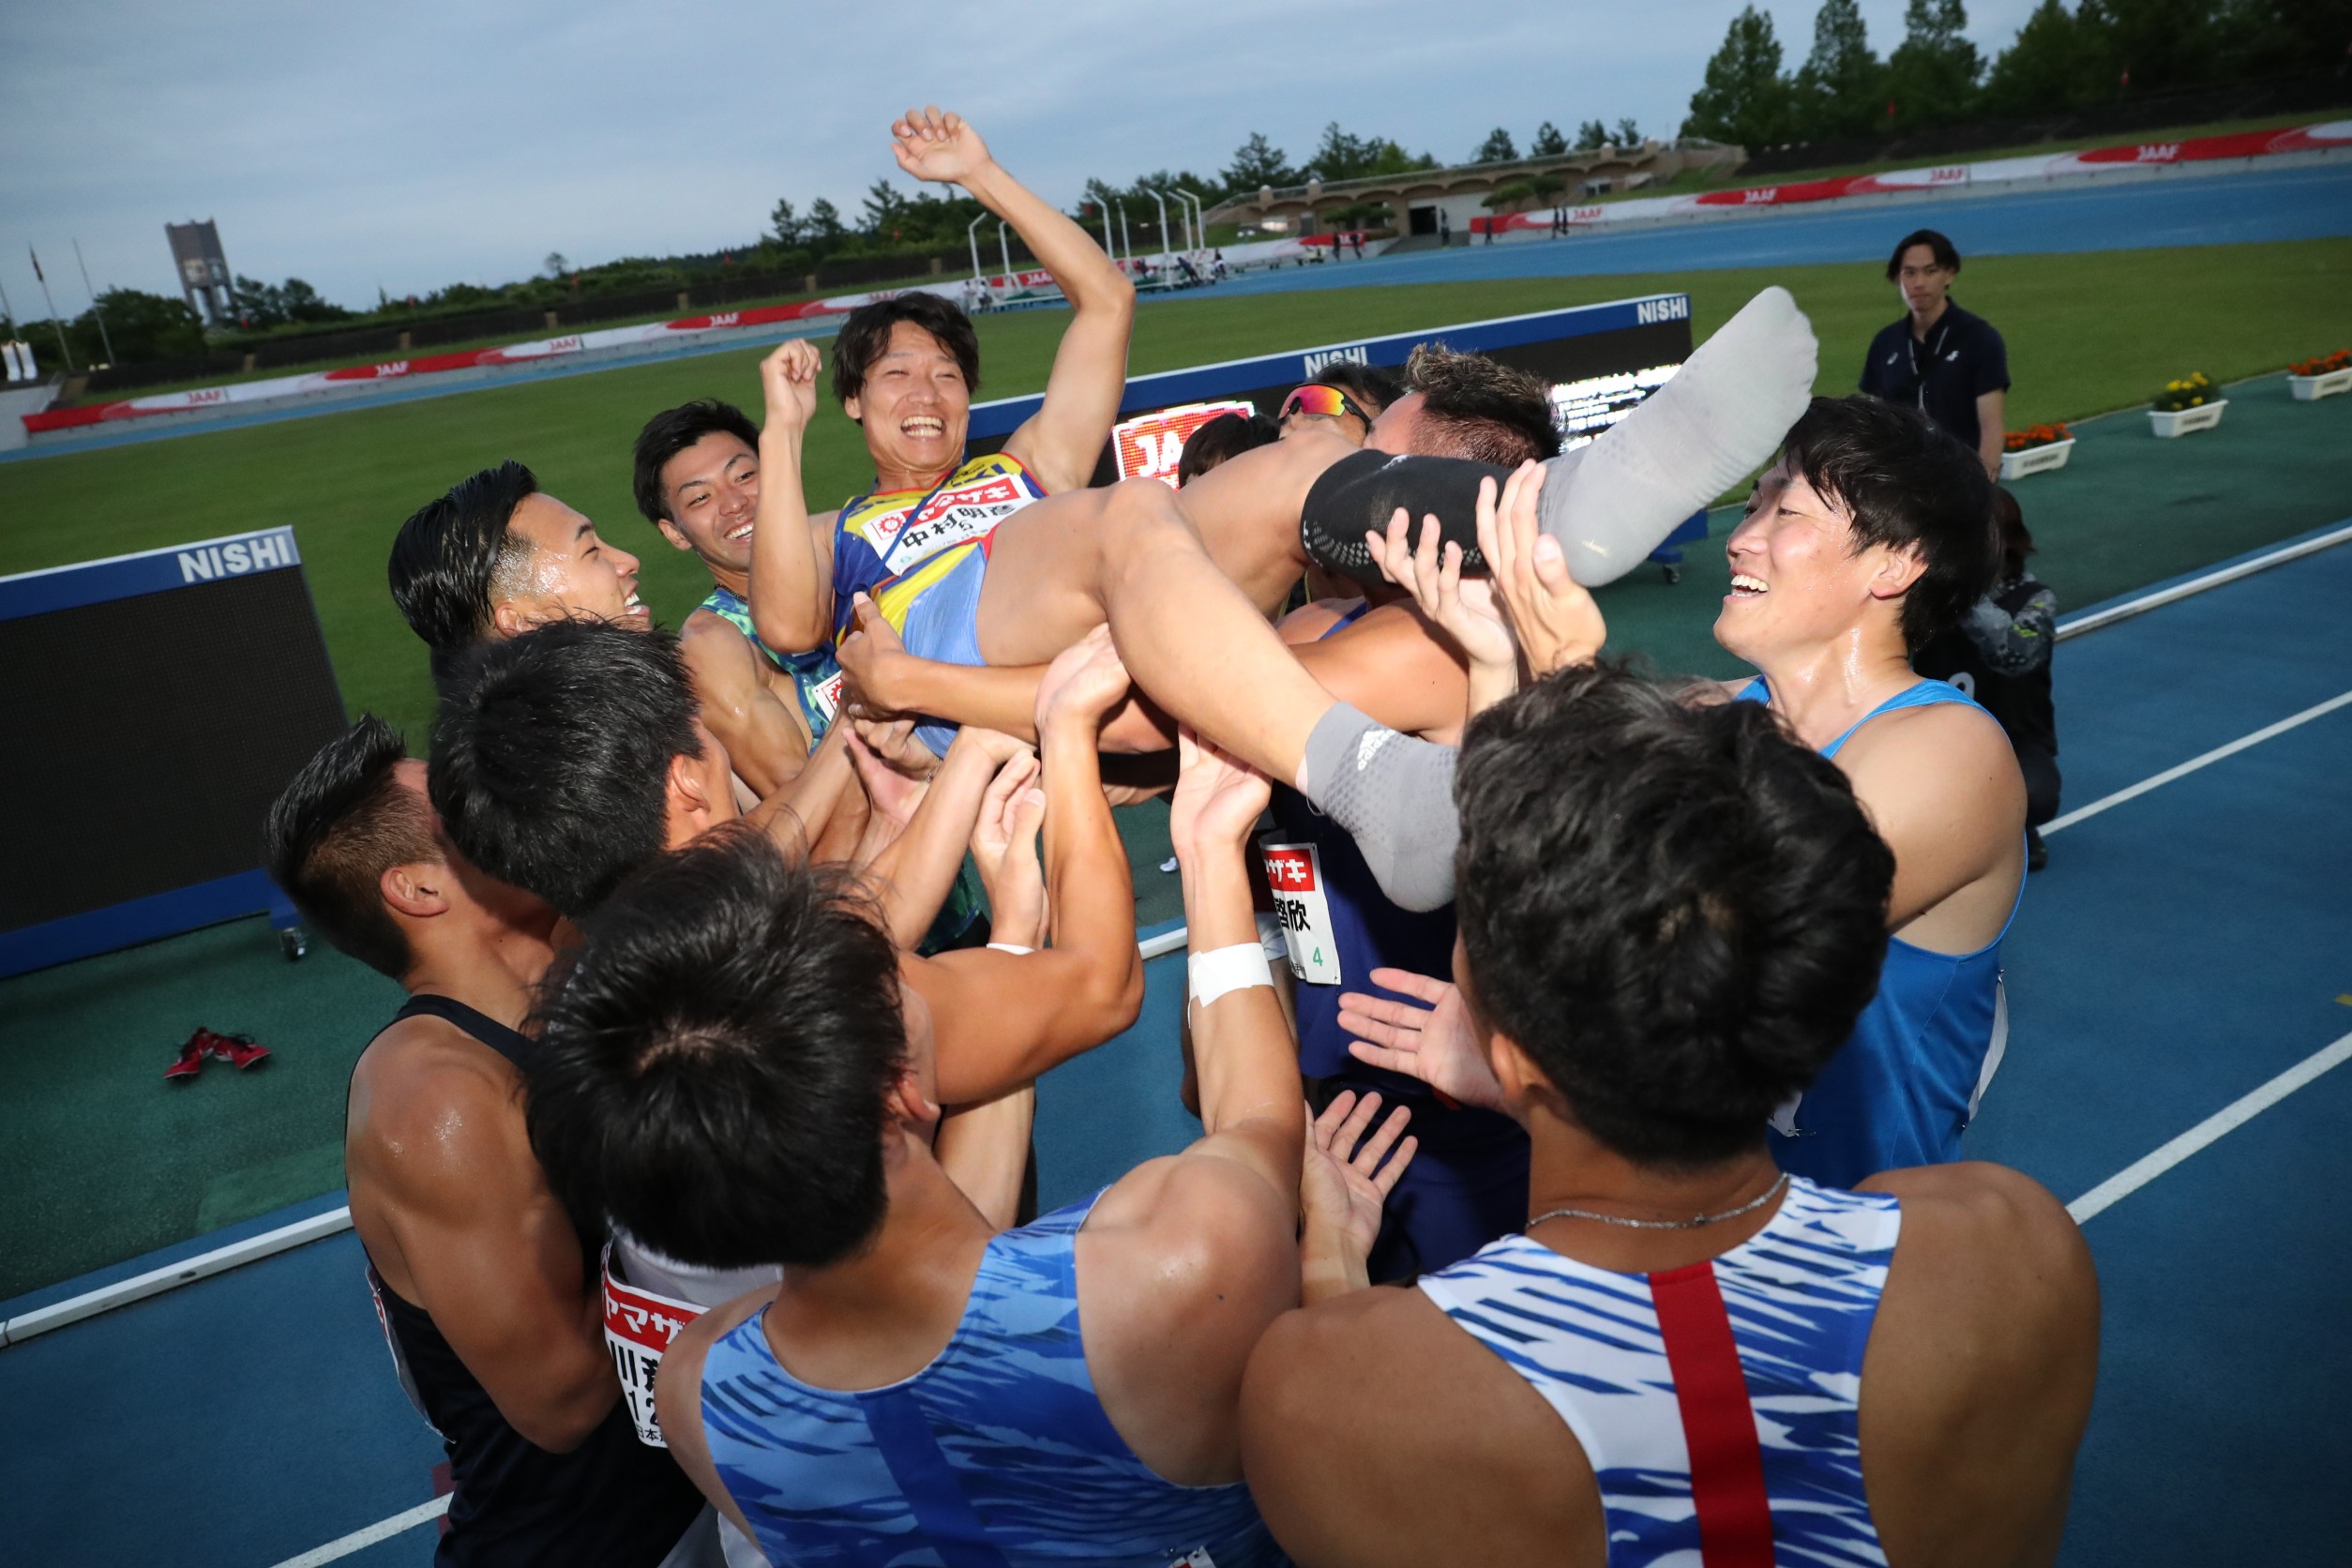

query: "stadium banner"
left=0, top=527, right=344, bottom=976
left=1470, top=118, right=2352, bottom=234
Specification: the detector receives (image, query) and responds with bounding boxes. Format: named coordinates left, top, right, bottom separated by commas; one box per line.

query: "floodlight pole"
left=998, top=222, right=1014, bottom=299
left=28, top=248, right=74, bottom=372
left=1116, top=202, right=1132, bottom=268
left=1098, top=201, right=1115, bottom=265
left=72, top=239, right=115, bottom=366
left=1176, top=189, right=1204, bottom=254
left=1147, top=189, right=1172, bottom=268
left=967, top=213, right=988, bottom=284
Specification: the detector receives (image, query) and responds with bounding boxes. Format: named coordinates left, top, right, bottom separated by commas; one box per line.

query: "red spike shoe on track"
left=163, top=1033, right=209, bottom=1082
left=197, top=1029, right=272, bottom=1070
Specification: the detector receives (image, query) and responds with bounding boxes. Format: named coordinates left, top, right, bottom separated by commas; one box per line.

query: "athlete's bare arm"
left=677, top=610, right=812, bottom=796
left=893, top=107, right=1136, bottom=494
left=746, top=339, right=837, bottom=654
left=1833, top=704, right=2026, bottom=953
left=855, top=726, right=1030, bottom=948
left=347, top=1020, right=618, bottom=1452
left=1078, top=731, right=1305, bottom=1486
left=899, top=631, right=1143, bottom=1104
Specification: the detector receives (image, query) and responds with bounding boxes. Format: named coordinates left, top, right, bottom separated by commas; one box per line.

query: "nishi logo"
left=1636, top=296, right=1690, bottom=324
left=176, top=532, right=297, bottom=583
left=1302, top=345, right=1369, bottom=379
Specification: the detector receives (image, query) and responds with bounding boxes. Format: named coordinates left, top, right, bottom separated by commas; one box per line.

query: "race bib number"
left=1261, top=841, right=1343, bottom=987
left=883, top=475, right=1035, bottom=575
left=601, top=1245, right=705, bottom=1448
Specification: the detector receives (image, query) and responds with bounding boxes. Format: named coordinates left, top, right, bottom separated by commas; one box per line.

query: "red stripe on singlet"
left=1650, top=1260, right=1776, bottom=1567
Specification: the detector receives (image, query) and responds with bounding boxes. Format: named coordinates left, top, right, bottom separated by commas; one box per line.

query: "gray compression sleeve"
left=1300, top=702, right=1461, bottom=912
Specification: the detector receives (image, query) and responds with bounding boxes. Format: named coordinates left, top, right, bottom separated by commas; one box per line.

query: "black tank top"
left=361, top=994, right=706, bottom=1567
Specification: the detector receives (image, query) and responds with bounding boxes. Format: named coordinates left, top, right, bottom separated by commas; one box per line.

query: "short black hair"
left=1886, top=228, right=1961, bottom=280
left=1178, top=411, right=1280, bottom=485
left=263, top=715, right=438, bottom=980
left=527, top=822, right=907, bottom=1271
left=1780, top=395, right=1998, bottom=649
left=1311, top=360, right=1406, bottom=418
left=1992, top=485, right=2034, bottom=580
left=1406, top=343, right=1562, bottom=465
left=632, top=400, right=760, bottom=526
left=832, top=294, right=982, bottom=413
left=429, top=619, right=703, bottom=922
left=388, top=460, right=539, bottom=657
left=1455, top=664, right=1894, bottom=1168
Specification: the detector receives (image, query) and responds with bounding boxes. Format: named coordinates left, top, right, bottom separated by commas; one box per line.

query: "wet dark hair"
left=1779, top=395, right=1998, bottom=649
left=429, top=619, right=703, bottom=922
left=388, top=460, right=539, bottom=658
left=1455, top=664, right=1894, bottom=1167
left=1886, top=228, right=1961, bottom=280
left=633, top=400, right=760, bottom=526
left=1405, top=343, right=1561, bottom=465
left=526, top=822, right=907, bottom=1271
left=1310, top=360, right=1406, bottom=419
left=263, top=715, right=437, bottom=981
left=1178, top=411, right=1281, bottom=485
left=831, top=294, right=982, bottom=413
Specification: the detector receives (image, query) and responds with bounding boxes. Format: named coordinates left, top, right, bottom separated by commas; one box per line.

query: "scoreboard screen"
left=0, top=527, right=346, bottom=977
left=967, top=293, right=1697, bottom=485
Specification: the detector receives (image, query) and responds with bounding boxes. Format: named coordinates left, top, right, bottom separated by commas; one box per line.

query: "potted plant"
left=2288, top=350, right=2352, bottom=402
left=1999, top=421, right=2074, bottom=480
left=2148, top=373, right=2225, bottom=438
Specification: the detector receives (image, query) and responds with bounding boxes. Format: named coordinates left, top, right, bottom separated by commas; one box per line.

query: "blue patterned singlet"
left=1735, top=676, right=2021, bottom=1185
left=697, top=1192, right=1284, bottom=1567
left=1421, top=1177, right=1901, bottom=1565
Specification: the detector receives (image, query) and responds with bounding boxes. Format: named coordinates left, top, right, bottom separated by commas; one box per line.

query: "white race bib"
left=882, top=473, right=1036, bottom=576
left=1260, top=841, right=1343, bottom=987
left=600, top=1245, right=706, bottom=1448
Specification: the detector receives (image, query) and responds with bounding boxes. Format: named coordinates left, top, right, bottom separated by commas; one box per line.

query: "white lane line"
left=2041, top=687, right=2352, bottom=837
left=2070, top=1031, right=2352, bottom=1224
left=265, top=1495, right=450, bottom=1568
left=0, top=1206, right=354, bottom=1348
left=2056, top=520, right=2352, bottom=641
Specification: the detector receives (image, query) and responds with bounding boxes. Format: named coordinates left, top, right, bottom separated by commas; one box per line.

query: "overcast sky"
left=1, top=0, right=2040, bottom=317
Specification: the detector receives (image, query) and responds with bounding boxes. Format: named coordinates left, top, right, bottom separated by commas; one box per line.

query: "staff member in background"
left=1862, top=229, right=2009, bottom=478
left=1913, top=487, right=2061, bottom=870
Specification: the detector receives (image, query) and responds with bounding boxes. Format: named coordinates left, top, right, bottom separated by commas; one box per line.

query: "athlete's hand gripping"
left=892, top=106, right=995, bottom=188
left=971, top=751, right=1048, bottom=949
left=1299, top=1089, right=1417, bottom=1302
left=1368, top=485, right=1519, bottom=719
left=1482, top=460, right=1606, bottom=679
left=1033, top=625, right=1132, bottom=739
left=1168, top=727, right=1273, bottom=866
left=759, top=339, right=822, bottom=440
left=1338, top=968, right=1508, bottom=1114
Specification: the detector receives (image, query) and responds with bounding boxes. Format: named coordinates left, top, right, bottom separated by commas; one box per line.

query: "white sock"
left=1537, top=286, right=1818, bottom=586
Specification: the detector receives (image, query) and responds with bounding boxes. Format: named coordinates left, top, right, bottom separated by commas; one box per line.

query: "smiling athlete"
left=744, top=106, right=1135, bottom=729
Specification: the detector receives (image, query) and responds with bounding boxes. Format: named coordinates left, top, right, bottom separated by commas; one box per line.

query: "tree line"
left=1683, top=0, right=2348, bottom=151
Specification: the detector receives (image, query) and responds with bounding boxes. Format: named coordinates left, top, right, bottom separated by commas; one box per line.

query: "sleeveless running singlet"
left=1420, top=1177, right=1900, bottom=1566
left=696, top=583, right=844, bottom=742
left=360, top=995, right=706, bottom=1567
left=698, top=1191, right=1284, bottom=1567
left=1261, top=603, right=1527, bottom=1279
left=1735, top=677, right=2020, bottom=1185
left=834, top=452, right=1048, bottom=758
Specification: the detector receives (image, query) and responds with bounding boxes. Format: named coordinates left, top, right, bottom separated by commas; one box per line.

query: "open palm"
left=892, top=106, right=991, bottom=187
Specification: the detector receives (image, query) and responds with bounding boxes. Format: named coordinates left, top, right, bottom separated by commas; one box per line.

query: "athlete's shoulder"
left=1840, top=688, right=2015, bottom=777
left=1865, top=1160, right=2088, bottom=1288
left=350, top=1016, right=530, bottom=1201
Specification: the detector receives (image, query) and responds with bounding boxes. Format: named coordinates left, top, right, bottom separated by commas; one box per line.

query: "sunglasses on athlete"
left=1280, top=384, right=1373, bottom=425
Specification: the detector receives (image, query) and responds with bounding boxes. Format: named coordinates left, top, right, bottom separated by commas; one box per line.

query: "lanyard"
left=1906, top=312, right=1953, bottom=412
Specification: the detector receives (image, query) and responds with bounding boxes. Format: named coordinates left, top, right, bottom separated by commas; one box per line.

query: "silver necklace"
left=1527, top=1171, right=1789, bottom=1232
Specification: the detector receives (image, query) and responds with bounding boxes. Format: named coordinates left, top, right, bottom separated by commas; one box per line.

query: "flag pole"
left=29, top=247, right=76, bottom=372
left=72, top=239, right=116, bottom=365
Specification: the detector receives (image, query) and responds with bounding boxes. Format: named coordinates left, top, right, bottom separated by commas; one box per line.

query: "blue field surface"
left=7, top=528, right=2347, bottom=1566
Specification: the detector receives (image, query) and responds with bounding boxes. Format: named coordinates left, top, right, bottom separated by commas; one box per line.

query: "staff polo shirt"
left=1860, top=299, right=2010, bottom=450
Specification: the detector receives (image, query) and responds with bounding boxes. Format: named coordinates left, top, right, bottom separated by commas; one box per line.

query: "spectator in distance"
left=1861, top=228, right=2009, bottom=479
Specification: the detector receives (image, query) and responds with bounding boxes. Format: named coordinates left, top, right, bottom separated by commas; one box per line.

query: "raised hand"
left=1033, top=625, right=1132, bottom=735
left=1167, top=727, right=1271, bottom=860
left=1481, top=461, right=1606, bottom=679
left=971, top=751, right=1047, bottom=947
left=845, top=723, right=930, bottom=836
left=891, top=106, right=994, bottom=188
left=848, top=714, right=940, bottom=780
left=1367, top=495, right=1518, bottom=677
left=1300, top=1090, right=1418, bottom=1269
left=1339, top=967, right=1508, bottom=1113
left=759, top=338, right=822, bottom=438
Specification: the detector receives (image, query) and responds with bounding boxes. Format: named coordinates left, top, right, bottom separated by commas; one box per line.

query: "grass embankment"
left=3, top=237, right=2345, bottom=746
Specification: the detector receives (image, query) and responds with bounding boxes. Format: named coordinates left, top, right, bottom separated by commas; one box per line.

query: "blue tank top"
left=1735, top=676, right=2019, bottom=1185
left=1420, top=1178, right=1899, bottom=1565
left=697, top=1192, right=1284, bottom=1567
left=1261, top=605, right=1517, bottom=1160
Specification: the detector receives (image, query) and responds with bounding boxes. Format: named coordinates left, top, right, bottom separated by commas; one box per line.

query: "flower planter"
left=2289, top=368, right=2352, bottom=402
left=2148, top=400, right=2226, bottom=438
left=1999, top=438, right=2074, bottom=480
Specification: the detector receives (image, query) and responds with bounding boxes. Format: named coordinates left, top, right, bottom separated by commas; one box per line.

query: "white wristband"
left=987, top=942, right=1034, bottom=956
left=1188, top=942, right=1274, bottom=1010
